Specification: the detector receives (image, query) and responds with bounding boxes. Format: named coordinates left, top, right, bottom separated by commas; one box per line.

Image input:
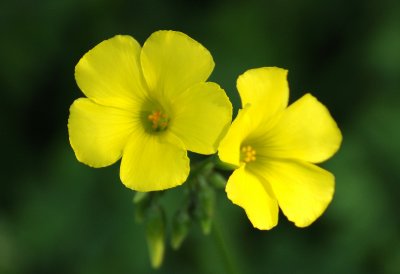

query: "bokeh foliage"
left=1, top=0, right=400, bottom=273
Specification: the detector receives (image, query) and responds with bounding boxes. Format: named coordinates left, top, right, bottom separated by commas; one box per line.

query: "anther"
left=148, top=110, right=169, bottom=131
left=241, top=145, right=256, bottom=163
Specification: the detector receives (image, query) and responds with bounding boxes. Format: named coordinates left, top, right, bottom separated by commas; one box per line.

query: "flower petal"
left=218, top=103, right=272, bottom=167
left=120, top=131, right=189, bottom=191
left=226, top=167, right=278, bottom=230
left=75, top=35, right=147, bottom=109
left=257, top=94, right=342, bottom=163
left=253, top=159, right=335, bottom=227
left=169, top=82, right=232, bottom=154
left=141, top=30, right=214, bottom=99
left=218, top=106, right=253, bottom=167
left=237, top=67, right=289, bottom=119
left=68, top=98, right=135, bottom=167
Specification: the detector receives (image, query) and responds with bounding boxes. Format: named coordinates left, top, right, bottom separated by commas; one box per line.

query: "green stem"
left=212, top=220, right=240, bottom=274
left=214, top=156, right=237, bottom=171
left=190, top=155, right=216, bottom=174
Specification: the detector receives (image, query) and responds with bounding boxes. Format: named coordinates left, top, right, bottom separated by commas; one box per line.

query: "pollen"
left=148, top=110, right=169, bottom=131
left=241, top=145, right=256, bottom=163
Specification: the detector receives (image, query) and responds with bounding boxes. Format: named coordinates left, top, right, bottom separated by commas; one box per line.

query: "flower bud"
left=171, top=209, right=191, bottom=250
left=145, top=205, right=165, bottom=268
left=196, top=176, right=216, bottom=235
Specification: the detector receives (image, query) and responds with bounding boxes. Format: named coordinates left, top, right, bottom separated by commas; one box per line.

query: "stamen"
left=241, top=145, right=256, bottom=163
left=147, top=110, right=169, bottom=131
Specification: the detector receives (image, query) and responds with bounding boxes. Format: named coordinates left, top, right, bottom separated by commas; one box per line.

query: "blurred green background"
left=1, top=0, right=400, bottom=273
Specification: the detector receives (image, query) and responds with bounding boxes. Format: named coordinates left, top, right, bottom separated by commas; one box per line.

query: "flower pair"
left=68, top=30, right=342, bottom=229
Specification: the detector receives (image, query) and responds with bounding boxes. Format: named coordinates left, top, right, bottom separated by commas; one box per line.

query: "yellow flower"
left=68, top=31, right=232, bottom=191
left=218, top=67, right=342, bottom=229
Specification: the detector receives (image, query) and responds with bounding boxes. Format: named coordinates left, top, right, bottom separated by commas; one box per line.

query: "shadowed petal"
left=218, top=106, right=253, bottom=167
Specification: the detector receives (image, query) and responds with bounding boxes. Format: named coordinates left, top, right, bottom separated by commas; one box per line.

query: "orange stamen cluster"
left=148, top=110, right=168, bottom=131
left=241, top=145, right=256, bottom=163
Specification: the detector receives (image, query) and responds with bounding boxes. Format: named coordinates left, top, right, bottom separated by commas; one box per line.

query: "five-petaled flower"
left=68, top=31, right=232, bottom=191
left=218, top=67, right=342, bottom=229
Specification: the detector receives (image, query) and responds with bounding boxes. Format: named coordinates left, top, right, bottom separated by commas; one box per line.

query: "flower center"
left=147, top=110, right=169, bottom=131
left=241, top=145, right=256, bottom=163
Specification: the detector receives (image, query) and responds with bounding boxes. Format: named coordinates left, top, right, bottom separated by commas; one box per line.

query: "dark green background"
left=1, top=0, right=399, bottom=273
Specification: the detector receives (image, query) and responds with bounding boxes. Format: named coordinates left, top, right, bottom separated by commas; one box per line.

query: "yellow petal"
left=75, top=35, right=147, bottom=109
left=218, top=106, right=252, bottom=167
left=257, top=94, right=342, bottom=163
left=218, top=103, right=271, bottom=167
left=237, top=67, right=289, bottom=120
left=169, top=82, right=232, bottom=154
left=68, top=98, right=135, bottom=167
left=120, top=131, right=189, bottom=191
left=253, top=159, right=335, bottom=227
left=226, top=167, right=278, bottom=230
left=141, top=30, right=214, bottom=99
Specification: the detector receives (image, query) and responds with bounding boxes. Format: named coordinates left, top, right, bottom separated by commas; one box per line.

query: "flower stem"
left=212, top=220, right=240, bottom=274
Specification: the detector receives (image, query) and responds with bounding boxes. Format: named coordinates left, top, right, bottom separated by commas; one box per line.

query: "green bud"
left=133, top=191, right=149, bottom=204
left=208, top=172, right=227, bottom=189
left=134, top=201, right=146, bottom=223
left=196, top=176, right=216, bottom=235
left=199, top=195, right=214, bottom=235
left=145, top=205, right=165, bottom=269
left=171, top=209, right=191, bottom=250
left=133, top=194, right=152, bottom=223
